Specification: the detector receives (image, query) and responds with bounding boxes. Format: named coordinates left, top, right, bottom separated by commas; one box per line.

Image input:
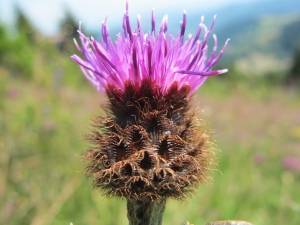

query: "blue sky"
left=0, top=0, right=257, bottom=35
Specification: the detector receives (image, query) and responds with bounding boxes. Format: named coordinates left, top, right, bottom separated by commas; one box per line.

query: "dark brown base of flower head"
left=83, top=78, right=214, bottom=200
left=127, top=198, right=166, bottom=225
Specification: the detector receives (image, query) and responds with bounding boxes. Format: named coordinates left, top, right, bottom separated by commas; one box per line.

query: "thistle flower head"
left=72, top=3, right=228, bottom=202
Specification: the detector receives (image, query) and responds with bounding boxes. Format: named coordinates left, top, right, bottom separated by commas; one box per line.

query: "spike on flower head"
left=72, top=3, right=228, bottom=224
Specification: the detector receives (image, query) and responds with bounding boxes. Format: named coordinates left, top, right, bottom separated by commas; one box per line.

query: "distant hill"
left=186, top=0, right=300, bottom=74
left=216, top=13, right=300, bottom=74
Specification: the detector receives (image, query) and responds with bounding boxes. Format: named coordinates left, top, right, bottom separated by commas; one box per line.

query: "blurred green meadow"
left=1, top=7, right=300, bottom=225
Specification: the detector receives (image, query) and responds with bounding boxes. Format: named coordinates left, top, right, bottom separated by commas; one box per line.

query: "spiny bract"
left=84, top=79, right=213, bottom=200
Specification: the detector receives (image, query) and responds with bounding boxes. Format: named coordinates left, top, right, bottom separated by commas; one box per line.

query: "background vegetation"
left=1, top=5, right=300, bottom=225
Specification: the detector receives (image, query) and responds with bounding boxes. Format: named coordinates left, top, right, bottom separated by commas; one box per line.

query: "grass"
left=1, top=56, right=300, bottom=225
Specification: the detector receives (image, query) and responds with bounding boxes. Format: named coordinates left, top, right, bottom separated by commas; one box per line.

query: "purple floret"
left=71, top=3, right=229, bottom=94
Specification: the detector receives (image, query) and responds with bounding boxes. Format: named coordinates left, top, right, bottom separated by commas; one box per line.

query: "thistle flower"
left=71, top=2, right=228, bottom=225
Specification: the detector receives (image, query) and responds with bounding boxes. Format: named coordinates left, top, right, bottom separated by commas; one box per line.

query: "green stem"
left=127, top=198, right=166, bottom=225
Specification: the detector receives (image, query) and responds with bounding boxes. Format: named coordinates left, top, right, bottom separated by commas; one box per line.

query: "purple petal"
left=71, top=4, right=228, bottom=95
